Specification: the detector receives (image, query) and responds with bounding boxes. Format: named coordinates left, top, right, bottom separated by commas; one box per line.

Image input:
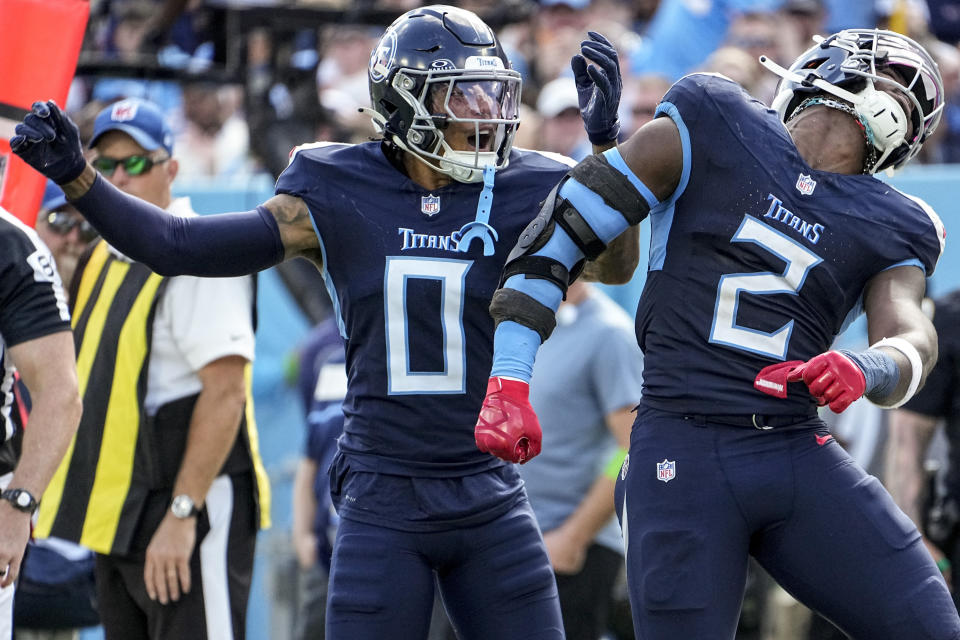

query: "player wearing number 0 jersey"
left=275, top=140, right=572, bottom=496
left=476, top=29, right=960, bottom=638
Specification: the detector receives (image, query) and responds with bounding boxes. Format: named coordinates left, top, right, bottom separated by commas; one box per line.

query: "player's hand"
left=571, top=31, right=622, bottom=145
left=0, top=502, right=30, bottom=588
left=144, top=512, right=196, bottom=605
left=756, top=352, right=865, bottom=413
left=475, top=377, right=542, bottom=464
left=10, top=100, right=87, bottom=185
left=294, top=530, right=318, bottom=570
left=543, top=526, right=588, bottom=574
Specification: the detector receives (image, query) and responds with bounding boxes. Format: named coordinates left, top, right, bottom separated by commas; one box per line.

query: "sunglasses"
left=45, top=210, right=99, bottom=243
left=92, top=154, right=166, bottom=177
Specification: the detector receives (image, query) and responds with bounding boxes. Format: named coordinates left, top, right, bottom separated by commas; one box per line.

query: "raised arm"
left=11, top=101, right=320, bottom=276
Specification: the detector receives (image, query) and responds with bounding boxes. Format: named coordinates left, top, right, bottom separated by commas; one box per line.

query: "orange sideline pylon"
left=0, top=0, right=89, bottom=225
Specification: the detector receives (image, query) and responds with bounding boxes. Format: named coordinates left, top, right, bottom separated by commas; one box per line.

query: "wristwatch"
left=170, top=494, right=201, bottom=519
left=1, top=488, right=39, bottom=515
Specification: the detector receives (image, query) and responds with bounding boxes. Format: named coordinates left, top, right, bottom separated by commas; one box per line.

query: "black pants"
left=94, top=474, right=257, bottom=640
left=554, top=543, right=623, bottom=640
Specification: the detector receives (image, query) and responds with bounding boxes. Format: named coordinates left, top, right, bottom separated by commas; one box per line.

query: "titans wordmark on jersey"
left=636, top=74, right=944, bottom=416
left=277, top=142, right=573, bottom=474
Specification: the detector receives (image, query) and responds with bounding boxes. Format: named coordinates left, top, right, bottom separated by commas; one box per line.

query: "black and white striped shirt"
left=0, top=206, right=71, bottom=453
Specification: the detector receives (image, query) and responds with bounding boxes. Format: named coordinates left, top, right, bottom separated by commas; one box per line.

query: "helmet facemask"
left=385, top=65, right=521, bottom=183
left=763, top=29, right=944, bottom=174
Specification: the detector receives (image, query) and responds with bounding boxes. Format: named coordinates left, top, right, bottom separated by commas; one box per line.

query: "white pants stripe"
left=1, top=471, right=13, bottom=640
left=200, top=475, right=236, bottom=640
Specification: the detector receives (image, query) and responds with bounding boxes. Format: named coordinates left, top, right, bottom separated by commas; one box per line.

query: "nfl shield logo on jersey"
left=421, top=194, right=441, bottom=216
left=795, top=173, right=817, bottom=195
left=656, top=459, right=676, bottom=483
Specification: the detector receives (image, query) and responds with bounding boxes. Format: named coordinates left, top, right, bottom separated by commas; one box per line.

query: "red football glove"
left=475, top=377, right=542, bottom=464
left=755, top=351, right=865, bottom=413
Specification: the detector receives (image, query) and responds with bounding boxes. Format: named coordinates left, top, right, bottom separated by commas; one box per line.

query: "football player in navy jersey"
left=9, top=6, right=633, bottom=639
left=472, top=29, right=960, bottom=639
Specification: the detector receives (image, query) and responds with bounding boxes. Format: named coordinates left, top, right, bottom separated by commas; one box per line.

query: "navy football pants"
left=325, top=497, right=564, bottom=640
left=615, top=406, right=960, bottom=640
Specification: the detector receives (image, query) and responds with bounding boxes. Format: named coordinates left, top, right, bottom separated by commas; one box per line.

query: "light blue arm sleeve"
left=490, top=148, right=658, bottom=381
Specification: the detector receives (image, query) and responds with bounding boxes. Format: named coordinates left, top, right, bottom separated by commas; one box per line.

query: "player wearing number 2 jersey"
left=9, top=6, right=636, bottom=639
left=477, top=29, right=960, bottom=639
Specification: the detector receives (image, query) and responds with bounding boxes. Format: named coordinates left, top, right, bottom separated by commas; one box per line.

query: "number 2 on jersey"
left=709, top=215, right=822, bottom=360
left=384, top=257, right=471, bottom=394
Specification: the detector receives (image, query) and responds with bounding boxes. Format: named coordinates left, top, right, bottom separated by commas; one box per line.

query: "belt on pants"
left=682, top=413, right=816, bottom=430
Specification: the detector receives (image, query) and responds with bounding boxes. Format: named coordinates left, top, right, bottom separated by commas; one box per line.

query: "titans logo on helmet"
left=369, top=30, right=397, bottom=83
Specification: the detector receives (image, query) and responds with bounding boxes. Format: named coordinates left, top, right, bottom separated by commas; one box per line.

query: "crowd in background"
left=62, top=0, right=960, bottom=189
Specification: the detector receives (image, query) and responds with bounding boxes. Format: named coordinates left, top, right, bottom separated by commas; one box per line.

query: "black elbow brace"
left=489, top=288, right=558, bottom=343
left=569, top=154, right=651, bottom=226
left=499, top=154, right=651, bottom=291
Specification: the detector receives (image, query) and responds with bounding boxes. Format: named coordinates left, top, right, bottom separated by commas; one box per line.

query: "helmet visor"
left=435, top=79, right=520, bottom=121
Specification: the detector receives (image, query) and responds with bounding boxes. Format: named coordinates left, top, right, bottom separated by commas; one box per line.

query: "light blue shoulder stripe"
left=308, top=207, right=348, bottom=339
left=882, top=258, right=925, bottom=274
left=558, top=180, right=637, bottom=244
left=602, top=147, right=659, bottom=209
left=648, top=102, right=692, bottom=271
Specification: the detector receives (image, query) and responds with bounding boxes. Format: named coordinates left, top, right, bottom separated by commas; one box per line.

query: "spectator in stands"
left=175, top=82, right=254, bottom=179
left=33, top=181, right=98, bottom=292
left=530, top=0, right=595, bottom=89
left=90, top=1, right=183, bottom=114
left=724, top=11, right=799, bottom=103
left=621, top=73, right=671, bottom=135
left=536, top=76, right=592, bottom=160
left=629, top=0, right=785, bottom=81
left=780, top=0, right=827, bottom=48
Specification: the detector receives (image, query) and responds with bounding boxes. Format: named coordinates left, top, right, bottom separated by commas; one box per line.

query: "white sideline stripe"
left=0, top=472, right=12, bottom=640
left=201, top=476, right=235, bottom=640
left=0, top=580, right=12, bottom=640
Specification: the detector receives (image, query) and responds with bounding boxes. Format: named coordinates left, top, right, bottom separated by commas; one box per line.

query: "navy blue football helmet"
left=366, top=5, right=521, bottom=183
left=764, top=29, right=944, bottom=173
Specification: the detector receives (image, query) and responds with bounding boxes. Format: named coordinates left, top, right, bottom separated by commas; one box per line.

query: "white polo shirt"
left=106, top=197, right=256, bottom=414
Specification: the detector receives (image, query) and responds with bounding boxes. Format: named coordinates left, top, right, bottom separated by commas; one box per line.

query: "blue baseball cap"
left=89, top=98, right=174, bottom=155
left=41, top=180, right=68, bottom=213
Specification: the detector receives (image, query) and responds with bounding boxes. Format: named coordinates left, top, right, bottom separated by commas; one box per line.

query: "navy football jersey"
left=0, top=207, right=71, bottom=450
left=276, top=142, right=573, bottom=475
left=637, top=74, right=945, bottom=416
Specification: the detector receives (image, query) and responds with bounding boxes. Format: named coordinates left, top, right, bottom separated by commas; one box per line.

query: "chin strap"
left=359, top=106, right=387, bottom=135
left=788, top=96, right=879, bottom=174
left=761, top=55, right=909, bottom=174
